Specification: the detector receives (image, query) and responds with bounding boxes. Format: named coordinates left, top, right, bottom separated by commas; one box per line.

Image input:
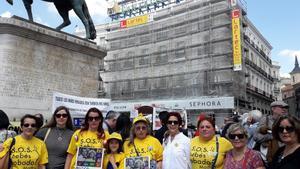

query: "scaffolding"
left=102, top=0, right=245, bottom=102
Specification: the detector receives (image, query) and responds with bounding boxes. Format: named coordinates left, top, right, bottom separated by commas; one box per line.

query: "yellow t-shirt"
left=103, top=152, right=125, bottom=169
left=190, top=136, right=232, bottom=169
left=123, top=135, right=163, bottom=161
left=67, top=129, right=109, bottom=169
left=0, top=135, right=48, bottom=169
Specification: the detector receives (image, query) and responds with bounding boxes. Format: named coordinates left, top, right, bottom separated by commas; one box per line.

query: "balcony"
left=243, top=34, right=250, bottom=43
left=243, top=35, right=272, bottom=65
left=244, top=58, right=274, bottom=82
left=246, top=83, right=273, bottom=101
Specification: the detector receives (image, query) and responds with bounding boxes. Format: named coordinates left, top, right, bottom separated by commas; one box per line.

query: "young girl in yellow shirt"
left=103, top=132, right=125, bottom=169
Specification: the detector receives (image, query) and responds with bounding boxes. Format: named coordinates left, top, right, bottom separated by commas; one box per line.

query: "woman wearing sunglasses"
left=0, top=114, right=48, bottom=169
left=65, top=107, right=109, bottom=169
left=162, top=112, right=190, bottom=169
left=123, top=114, right=163, bottom=169
left=224, top=123, right=265, bottom=169
left=35, top=106, right=74, bottom=169
left=269, top=115, right=300, bottom=169
left=190, top=115, right=232, bottom=169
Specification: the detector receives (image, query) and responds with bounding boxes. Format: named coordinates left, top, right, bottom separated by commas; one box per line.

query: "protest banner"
left=52, top=92, right=111, bottom=127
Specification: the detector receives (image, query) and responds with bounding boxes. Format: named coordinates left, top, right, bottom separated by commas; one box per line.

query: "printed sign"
left=73, top=117, right=85, bottom=128
left=231, top=9, right=242, bottom=71
left=76, top=147, right=104, bottom=169
left=120, top=14, right=151, bottom=28
left=125, top=156, right=150, bottom=169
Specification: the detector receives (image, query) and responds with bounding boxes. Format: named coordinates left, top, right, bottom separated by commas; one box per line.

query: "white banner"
left=109, top=97, right=234, bottom=112
left=52, top=92, right=111, bottom=117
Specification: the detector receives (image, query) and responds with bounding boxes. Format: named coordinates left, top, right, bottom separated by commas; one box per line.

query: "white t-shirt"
left=163, top=132, right=191, bottom=169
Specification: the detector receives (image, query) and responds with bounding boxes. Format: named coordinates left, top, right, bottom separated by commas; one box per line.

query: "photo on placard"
left=124, top=156, right=150, bottom=169
left=75, top=147, right=104, bottom=169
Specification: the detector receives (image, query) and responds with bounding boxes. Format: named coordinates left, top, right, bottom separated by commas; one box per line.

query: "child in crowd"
left=103, top=132, right=125, bottom=169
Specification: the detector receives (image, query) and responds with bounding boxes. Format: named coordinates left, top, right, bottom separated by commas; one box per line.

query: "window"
left=139, top=57, right=150, bottom=66
left=173, top=75, right=185, bottom=87
left=122, top=80, right=132, bottom=92
left=123, top=59, right=134, bottom=69
left=153, top=77, right=167, bottom=89
left=197, top=44, right=209, bottom=56
left=157, top=31, right=168, bottom=41
left=136, top=79, right=148, bottom=90
left=127, top=37, right=136, bottom=47
left=140, top=35, right=150, bottom=44
left=175, top=41, right=185, bottom=59
left=141, top=48, right=149, bottom=56
left=154, top=46, right=168, bottom=64
left=175, top=25, right=186, bottom=35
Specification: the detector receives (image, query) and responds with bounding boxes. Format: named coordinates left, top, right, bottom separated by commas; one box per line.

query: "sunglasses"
left=167, top=120, right=179, bottom=125
left=279, top=126, right=295, bottom=133
left=23, top=123, right=37, bottom=128
left=88, top=116, right=101, bottom=121
left=228, top=134, right=245, bottom=140
left=136, top=126, right=147, bottom=131
left=55, top=114, right=68, bottom=118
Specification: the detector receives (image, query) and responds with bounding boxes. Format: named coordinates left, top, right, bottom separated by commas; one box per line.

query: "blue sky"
left=0, top=0, right=298, bottom=77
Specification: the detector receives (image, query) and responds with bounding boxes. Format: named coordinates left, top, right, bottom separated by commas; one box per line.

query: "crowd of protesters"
left=0, top=100, right=299, bottom=169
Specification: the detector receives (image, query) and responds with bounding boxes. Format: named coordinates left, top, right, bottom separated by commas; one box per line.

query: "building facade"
left=92, top=0, right=277, bottom=125
left=282, top=56, right=300, bottom=117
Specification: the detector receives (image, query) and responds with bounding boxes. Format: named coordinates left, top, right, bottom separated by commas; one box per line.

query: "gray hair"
left=226, top=123, right=249, bottom=138
left=105, top=111, right=120, bottom=120
left=249, top=110, right=262, bottom=123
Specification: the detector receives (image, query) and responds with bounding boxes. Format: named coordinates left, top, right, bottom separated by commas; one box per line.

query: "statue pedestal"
left=0, top=16, right=106, bottom=120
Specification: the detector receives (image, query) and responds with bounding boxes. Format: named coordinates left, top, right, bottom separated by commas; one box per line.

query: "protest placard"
left=124, top=156, right=150, bottom=169
left=76, top=147, right=104, bottom=169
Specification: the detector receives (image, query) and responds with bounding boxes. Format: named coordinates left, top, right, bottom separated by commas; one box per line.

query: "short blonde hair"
left=226, top=123, right=249, bottom=138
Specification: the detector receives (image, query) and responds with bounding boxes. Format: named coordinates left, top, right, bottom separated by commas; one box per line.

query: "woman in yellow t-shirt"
left=0, top=114, right=48, bottom=169
left=190, top=115, right=232, bottom=169
left=123, top=114, right=163, bottom=169
left=103, top=132, right=125, bottom=169
left=65, top=107, right=109, bottom=169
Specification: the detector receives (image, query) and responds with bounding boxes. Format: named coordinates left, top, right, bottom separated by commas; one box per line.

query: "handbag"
left=3, top=137, right=16, bottom=169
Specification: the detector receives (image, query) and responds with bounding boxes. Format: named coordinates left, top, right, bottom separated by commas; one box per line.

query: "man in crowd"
left=154, top=111, right=169, bottom=143
left=253, top=100, right=289, bottom=165
left=103, top=110, right=120, bottom=134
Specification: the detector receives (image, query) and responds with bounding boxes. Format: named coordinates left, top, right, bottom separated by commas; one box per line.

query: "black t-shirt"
left=270, top=145, right=300, bottom=169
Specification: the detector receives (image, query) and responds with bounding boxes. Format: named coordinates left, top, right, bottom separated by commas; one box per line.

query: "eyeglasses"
left=23, top=123, right=37, bottom=128
left=136, top=126, right=147, bottom=131
left=228, top=134, right=245, bottom=140
left=167, top=120, right=179, bottom=125
left=278, top=126, right=295, bottom=133
left=55, top=114, right=68, bottom=118
left=88, top=116, right=100, bottom=121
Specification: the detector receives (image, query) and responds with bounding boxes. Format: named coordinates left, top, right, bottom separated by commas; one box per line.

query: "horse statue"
left=6, top=0, right=96, bottom=40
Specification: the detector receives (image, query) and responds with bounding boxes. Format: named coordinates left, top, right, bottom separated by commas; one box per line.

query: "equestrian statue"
left=6, top=0, right=96, bottom=40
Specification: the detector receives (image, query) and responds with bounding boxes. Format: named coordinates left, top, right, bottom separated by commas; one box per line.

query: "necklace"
left=56, top=127, right=66, bottom=141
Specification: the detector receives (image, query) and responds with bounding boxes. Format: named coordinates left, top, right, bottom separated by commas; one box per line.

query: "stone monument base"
left=0, top=16, right=106, bottom=120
